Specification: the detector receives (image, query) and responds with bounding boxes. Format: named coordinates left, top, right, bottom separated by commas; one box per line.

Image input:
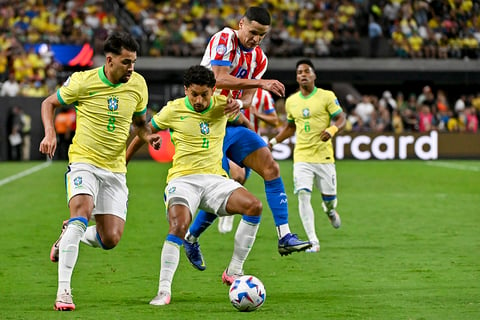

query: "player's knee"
left=245, top=197, right=263, bottom=217
left=99, top=229, right=122, bottom=249
left=259, top=157, right=280, bottom=180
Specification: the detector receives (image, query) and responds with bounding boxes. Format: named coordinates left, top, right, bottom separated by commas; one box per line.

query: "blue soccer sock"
left=187, top=209, right=217, bottom=240
left=265, top=177, right=289, bottom=227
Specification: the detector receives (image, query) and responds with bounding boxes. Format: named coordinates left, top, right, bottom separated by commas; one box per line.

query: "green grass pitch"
left=0, top=160, right=479, bottom=319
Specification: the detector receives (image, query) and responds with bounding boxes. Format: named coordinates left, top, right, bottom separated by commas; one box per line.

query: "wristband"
left=235, top=99, right=244, bottom=109
left=269, top=137, right=278, bottom=146
left=324, top=125, right=338, bottom=137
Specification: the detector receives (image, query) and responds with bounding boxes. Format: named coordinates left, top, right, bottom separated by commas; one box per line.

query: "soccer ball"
left=229, top=275, right=266, bottom=312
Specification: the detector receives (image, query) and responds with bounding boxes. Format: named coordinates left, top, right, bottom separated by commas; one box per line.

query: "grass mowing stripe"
left=425, top=160, right=480, bottom=171
left=0, top=161, right=51, bottom=187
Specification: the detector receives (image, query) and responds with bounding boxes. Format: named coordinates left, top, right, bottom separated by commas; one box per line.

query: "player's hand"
left=261, top=80, right=285, bottom=97
left=225, top=98, right=241, bottom=119
left=148, top=133, right=162, bottom=150
left=39, top=134, right=57, bottom=159
left=320, top=131, right=332, bottom=142
left=320, top=126, right=339, bottom=142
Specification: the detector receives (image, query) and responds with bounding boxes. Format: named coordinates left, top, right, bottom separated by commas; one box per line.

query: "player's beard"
left=120, top=72, right=132, bottom=83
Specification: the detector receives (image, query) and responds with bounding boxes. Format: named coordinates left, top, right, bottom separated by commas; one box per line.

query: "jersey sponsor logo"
left=107, top=96, right=119, bottom=111
left=180, top=116, right=190, bottom=120
left=216, top=44, right=227, bottom=56
left=199, top=121, right=210, bottom=135
left=89, top=91, right=99, bottom=96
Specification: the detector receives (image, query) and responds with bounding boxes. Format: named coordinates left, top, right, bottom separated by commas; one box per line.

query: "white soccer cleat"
left=327, top=210, right=341, bottom=229
left=54, top=290, right=75, bottom=311
left=218, top=215, right=234, bottom=233
left=149, top=291, right=171, bottom=306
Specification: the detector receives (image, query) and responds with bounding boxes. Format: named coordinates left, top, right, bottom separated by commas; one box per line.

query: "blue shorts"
left=222, top=125, right=267, bottom=174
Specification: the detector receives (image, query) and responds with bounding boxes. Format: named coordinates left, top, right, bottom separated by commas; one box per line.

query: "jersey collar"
left=98, top=66, right=123, bottom=88
left=184, top=97, right=213, bottom=113
left=300, top=86, right=317, bottom=99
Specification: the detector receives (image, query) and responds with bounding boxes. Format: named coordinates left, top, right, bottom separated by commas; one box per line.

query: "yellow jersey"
left=151, top=95, right=229, bottom=182
left=57, top=66, right=148, bottom=173
left=285, top=87, right=342, bottom=164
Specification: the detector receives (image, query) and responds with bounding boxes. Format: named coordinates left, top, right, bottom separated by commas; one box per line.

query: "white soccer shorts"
left=293, top=162, right=337, bottom=195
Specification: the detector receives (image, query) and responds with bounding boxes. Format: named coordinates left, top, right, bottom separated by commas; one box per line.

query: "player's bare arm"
left=269, top=121, right=295, bottom=149
left=224, top=97, right=242, bottom=119
left=39, top=93, right=62, bottom=159
left=320, top=112, right=346, bottom=142
left=126, top=121, right=160, bottom=164
left=212, top=65, right=285, bottom=97
left=132, top=114, right=161, bottom=150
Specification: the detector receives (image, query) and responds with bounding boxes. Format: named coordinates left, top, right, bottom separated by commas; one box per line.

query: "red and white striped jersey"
left=201, top=27, right=268, bottom=99
left=243, top=88, right=276, bottom=134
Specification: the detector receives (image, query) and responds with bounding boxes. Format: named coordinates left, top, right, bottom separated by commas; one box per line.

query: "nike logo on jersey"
left=180, top=116, right=190, bottom=120
left=88, top=91, right=99, bottom=96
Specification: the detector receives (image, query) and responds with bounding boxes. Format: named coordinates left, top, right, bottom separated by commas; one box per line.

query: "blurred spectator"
left=378, top=90, right=397, bottom=114
left=354, top=95, right=375, bottom=126
left=454, top=94, right=466, bottom=113
left=418, top=104, right=435, bottom=132
left=1, top=73, right=20, bottom=97
left=19, top=108, right=32, bottom=160
left=6, top=106, right=23, bottom=161
left=54, top=106, right=76, bottom=160
left=392, top=109, right=404, bottom=134
left=465, top=107, right=478, bottom=133
left=368, top=15, right=383, bottom=58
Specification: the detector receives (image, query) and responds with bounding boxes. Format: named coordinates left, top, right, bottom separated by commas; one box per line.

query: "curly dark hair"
left=183, top=65, right=216, bottom=88
left=103, top=31, right=139, bottom=55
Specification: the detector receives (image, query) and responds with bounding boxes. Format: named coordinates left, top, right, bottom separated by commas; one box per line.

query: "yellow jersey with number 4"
left=57, top=66, right=148, bottom=173
left=151, top=95, right=229, bottom=182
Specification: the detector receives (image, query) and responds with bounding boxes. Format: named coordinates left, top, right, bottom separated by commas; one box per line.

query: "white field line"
left=0, top=161, right=52, bottom=187
left=425, top=161, right=480, bottom=172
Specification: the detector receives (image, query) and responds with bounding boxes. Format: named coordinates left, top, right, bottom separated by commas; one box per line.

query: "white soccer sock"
left=276, top=224, right=291, bottom=239
left=57, top=222, right=86, bottom=295
left=298, top=190, right=319, bottom=244
left=158, top=241, right=180, bottom=294
left=80, top=225, right=101, bottom=248
left=228, top=219, right=259, bottom=275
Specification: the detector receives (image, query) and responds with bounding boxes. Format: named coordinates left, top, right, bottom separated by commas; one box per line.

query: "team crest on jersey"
left=216, top=44, right=226, bottom=56
left=73, top=176, right=83, bottom=187
left=302, top=108, right=311, bottom=118
left=199, top=121, right=210, bottom=135
left=108, top=96, right=119, bottom=111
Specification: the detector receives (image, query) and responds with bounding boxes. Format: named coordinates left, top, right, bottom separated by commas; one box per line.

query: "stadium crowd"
left=0, top=0, right=479, bottom=138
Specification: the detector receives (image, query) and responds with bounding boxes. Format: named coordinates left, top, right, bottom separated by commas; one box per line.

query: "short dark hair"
left=184, top=65, right=216, bottom=88
left=245, top=6, right=271, bottom=26
left=103, top=31, right=139, bottom=55
left=296, top=59, right=315, bottom=72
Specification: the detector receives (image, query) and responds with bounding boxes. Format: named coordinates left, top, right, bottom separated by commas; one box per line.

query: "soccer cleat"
left=327, top=210, right=341, bottom=229
left=183, top=240, right=206, bottom=271
left=218, top=215, right=234, bottom=234
left=278, top=233, right=312, bottom=256
left=305, top=241, right=320, bottom=253
left=50, top=220, right=69, bottom=262
left=54, top=290, right=75, bottom=311
left=149, top=291, right=171, bottom=306
left=222, top=268, right=243, bottom=286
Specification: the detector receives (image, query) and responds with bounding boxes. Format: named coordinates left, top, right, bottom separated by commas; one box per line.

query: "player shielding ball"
left=126, top=65, right=263, bottom=306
